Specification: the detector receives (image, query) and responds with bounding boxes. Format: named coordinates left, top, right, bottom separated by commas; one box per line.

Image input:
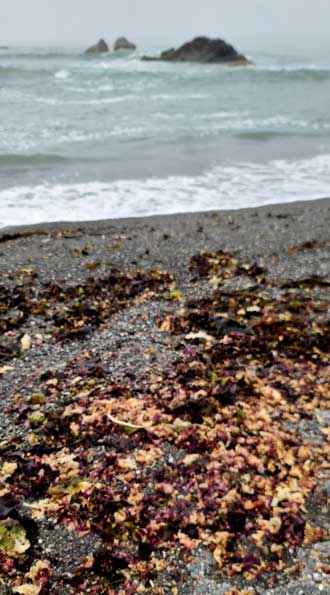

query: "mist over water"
left=1, top=42, right=330, bottom=228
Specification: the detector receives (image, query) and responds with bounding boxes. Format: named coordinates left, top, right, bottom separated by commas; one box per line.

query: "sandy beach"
left=1, top=198, right=330, bottom=595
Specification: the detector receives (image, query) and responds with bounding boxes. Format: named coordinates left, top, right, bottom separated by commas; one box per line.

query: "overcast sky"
left=2, top=0, right=330, bottom=48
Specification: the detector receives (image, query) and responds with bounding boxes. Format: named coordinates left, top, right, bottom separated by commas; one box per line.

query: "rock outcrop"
left=85, top=39, right=109, bottom=54
left=114, top=37, right=136, bottom=51
left=142, top=36, right=249, bottom=65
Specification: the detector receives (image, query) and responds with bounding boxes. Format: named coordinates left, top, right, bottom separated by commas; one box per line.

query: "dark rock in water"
left=0, top=46, right=9, bottom=50
left=114, top=37, right=136, bottom=51
left=141, top=55, right=158, bottom=62
left=142, top=36, right=250, bottom=65
left=85, top=38, right=109, bottom=54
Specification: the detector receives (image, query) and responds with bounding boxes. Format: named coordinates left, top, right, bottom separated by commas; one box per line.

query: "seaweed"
left=0, top=249, right=330, bottom=593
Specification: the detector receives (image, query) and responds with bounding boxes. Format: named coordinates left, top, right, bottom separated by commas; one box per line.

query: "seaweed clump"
left=0, top=250, right=330, bottom=593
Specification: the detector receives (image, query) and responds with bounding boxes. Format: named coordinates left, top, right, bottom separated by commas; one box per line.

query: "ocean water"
left=1, top=43, right=330, bottom=228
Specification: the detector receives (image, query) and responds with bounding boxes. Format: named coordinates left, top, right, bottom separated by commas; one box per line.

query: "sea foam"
left=1, top=153, right=330, bottom=229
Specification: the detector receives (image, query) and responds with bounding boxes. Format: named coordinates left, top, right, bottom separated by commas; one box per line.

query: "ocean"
left=1, top=42, right=330, bottom=228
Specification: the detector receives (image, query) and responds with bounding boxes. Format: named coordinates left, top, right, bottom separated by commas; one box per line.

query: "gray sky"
left=1, top=0, right=330, bottom=47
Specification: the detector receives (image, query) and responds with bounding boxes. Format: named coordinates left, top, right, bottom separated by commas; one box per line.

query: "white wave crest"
left=55, top=69, right=71, bottom=80
left=1, top=153, right=330, bottom=228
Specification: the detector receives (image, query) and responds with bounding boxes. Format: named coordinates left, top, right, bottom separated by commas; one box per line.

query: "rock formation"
left=114, top=37, right=136, bottom=51
left=85, top=39, right=109, bottom=54
left=142, top=36, right=250, bottom=65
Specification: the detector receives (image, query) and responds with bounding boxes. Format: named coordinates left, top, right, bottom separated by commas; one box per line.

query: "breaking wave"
left=1, top=153, right=330, bottom=228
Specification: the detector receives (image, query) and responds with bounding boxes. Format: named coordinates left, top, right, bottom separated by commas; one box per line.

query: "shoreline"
left=0, top=196, right=330, bottom=595
left=1, top=196, right=330, bottom=238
